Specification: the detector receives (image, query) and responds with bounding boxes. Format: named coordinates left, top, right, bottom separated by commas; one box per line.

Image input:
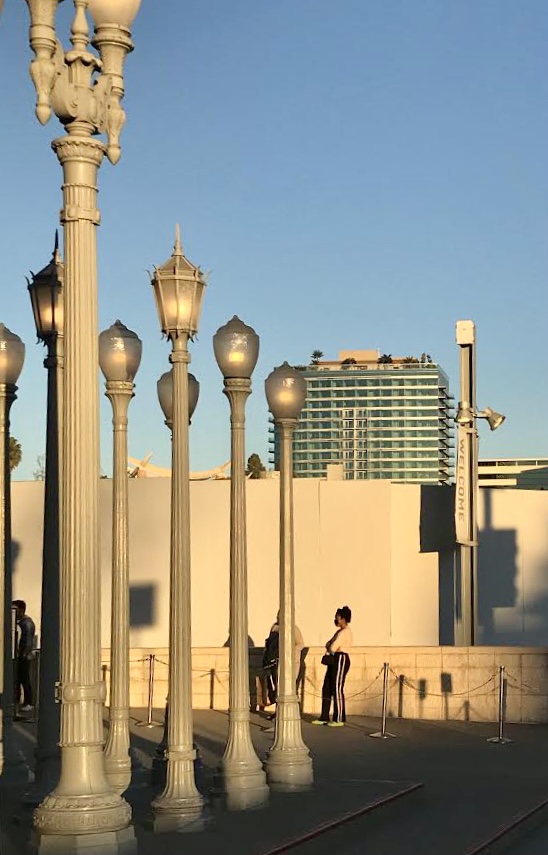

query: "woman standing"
left=312, top=606, right=353, bottom=727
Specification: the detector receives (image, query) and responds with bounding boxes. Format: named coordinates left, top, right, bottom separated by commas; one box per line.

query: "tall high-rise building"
left=268, top=349, right=454, bottom=483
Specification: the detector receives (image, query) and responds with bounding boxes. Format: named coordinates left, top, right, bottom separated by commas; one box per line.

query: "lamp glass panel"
left=30, top=281, right=63, bottom=338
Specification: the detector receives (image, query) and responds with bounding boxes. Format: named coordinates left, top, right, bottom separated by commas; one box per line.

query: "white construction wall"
left=11, top=479, right=548, bottom=650
left=11, top=478, right=441, bottom=650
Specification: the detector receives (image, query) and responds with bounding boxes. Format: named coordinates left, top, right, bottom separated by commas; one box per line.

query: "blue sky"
left=1, top=0, right=547, bottom=480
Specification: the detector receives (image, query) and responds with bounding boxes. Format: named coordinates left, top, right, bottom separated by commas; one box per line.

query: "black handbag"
left=321, top=653, right=335, bottom=666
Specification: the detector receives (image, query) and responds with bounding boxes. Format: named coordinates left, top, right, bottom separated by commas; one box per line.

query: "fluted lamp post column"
left=23, top=0, right=141, bottom=846
left=0, top=324, right=27, bottom=782
left=99, top=321, right=142, bottom=794
left=150, top=228, right=207, bottom=831
left=264, top=363, right=313, bottom=791
left=153, top=368, right=200, bottom=786
left=213, top=316, right=269, bottom=810
left=25, top=234, right=64, bottom=804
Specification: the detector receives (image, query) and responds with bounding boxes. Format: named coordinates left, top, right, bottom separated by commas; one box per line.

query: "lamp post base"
left=32, top=826, right=136, bottom=855
left=152, top=798, right=205, bottom=834
left=34, top=791, right=131, bottom=838
left=264, top=697, right=314, bottom=792
left=265, top=750, right=314, bottom=792
left=218, top=760, right=269, bottom=811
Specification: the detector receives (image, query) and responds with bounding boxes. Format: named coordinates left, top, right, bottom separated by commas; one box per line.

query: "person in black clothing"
left=262, top=622, right=279, bottom=708
left=12, top=600, right=36, bottom=710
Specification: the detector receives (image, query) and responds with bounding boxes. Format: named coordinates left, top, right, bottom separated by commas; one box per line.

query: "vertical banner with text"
left=455, top=425, right=473, bottom=545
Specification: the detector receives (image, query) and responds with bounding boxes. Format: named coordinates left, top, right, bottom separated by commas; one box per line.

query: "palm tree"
left=341, top=357, right=357, bottom=369
left=377, top=354, right=393, bottom=364
left=9, top=436, right=22, bottom=472
left=402, top=356, right=419, bottom=364
left=310, top=350, right=324, bottom=365
left=246, top=453, right=266, bottom=479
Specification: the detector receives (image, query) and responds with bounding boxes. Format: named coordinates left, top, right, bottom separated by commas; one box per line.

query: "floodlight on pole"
left=454, top=319, right=505, bottom=648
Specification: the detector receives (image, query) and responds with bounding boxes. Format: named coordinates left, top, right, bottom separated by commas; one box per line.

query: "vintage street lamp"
left=150, top=227, right=207, bottom=830
left=23, top=0, right=141, bottom=845
left=264, top=363, right=313, bottom=790
left=24, top=235, right=64, bottom=805
left=99, top=321, right=142, bottom=794
left=0, top=324, right=27, bottom=782
left=213, top=317, right=269, bottom=810
left=153, top=367, right=199, bottom=786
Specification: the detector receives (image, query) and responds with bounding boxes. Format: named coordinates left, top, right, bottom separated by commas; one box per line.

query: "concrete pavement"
left=2, top=710, right=548, bottom=854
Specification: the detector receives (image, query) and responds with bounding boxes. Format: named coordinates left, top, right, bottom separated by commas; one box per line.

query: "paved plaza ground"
left=2, top=709, right=548, bottom=854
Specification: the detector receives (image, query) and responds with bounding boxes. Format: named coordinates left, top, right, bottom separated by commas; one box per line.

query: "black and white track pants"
left=320, top=652, right=350, bottom=722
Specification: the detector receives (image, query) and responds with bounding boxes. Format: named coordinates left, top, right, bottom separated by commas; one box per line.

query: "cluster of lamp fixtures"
left=6, top=229, right=304, bottom=443
left=455, top=404, right=505, bottom=432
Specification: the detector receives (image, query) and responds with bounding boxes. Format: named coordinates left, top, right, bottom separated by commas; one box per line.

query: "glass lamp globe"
left=157, top=368, right=200, bottom=425
left=99, top=321, right=142, bottom=383
left=213, top=316, right=259, bottom=380
left=265, top=362, right=306, bottom=421
left=0, top=324, right=25, bottom=386
left=87, top=0, right=141, bottom=28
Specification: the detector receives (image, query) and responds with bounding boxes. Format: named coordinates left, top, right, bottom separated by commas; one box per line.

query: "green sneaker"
left=311, top=719, right=327, bottom=725
left=327, top=721, right=345, bottom=727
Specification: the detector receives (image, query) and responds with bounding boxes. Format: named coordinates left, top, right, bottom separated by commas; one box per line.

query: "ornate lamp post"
left=25, top=235, right=64, bottom=804
left=23, top=0, right=141, bottom=845
left=150, top=228, right=207, bottom=830
left=264, top=363, right=313, bottom=791
left=99, top=321, right=142, bottom=794
left=213, top=317, right=269, bottom=810
left=0, top=324, right=26, bottom=782
left=153, top=367, right=199, bottom=784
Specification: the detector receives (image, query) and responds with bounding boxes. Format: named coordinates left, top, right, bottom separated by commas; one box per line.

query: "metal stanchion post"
left=136, top=654, right=162, bottom=728
left=370, top=663, right=396, bottom=739
left=487, top=665, right=512, bottom=744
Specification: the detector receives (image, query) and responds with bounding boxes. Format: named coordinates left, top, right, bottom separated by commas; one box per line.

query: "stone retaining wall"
left=99, top=646, right=548, bottom=724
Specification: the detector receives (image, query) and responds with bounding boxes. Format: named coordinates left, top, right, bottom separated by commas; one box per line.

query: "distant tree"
left=33, top=454, right=46, bottom=480
left=9, top=437, right=22, bottom=472
left=402, top=356, right=419, bottom=364
left=341, top=357, right=357, bottom=369
left=377, top=354, right=393, bottom=364
left=310, top=350, right=324, bottom=365
left=246, top=453, right=266, bottom=479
